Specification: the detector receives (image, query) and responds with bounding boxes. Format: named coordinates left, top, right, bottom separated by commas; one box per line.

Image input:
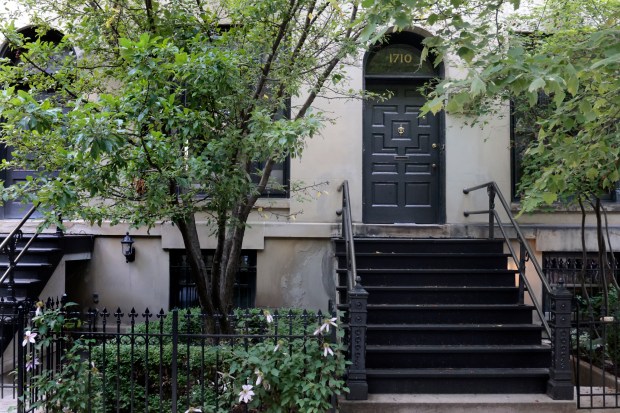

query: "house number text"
left=389, top=53, right=413, bottom=64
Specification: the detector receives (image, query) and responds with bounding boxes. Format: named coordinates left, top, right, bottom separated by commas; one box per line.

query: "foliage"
left=230, top=312, right=347, bottom=413
left=419, top=0, right=620, bottom=212
left=91, top=342, right=223, bottom=412
left=90, top=308, right=343, bottom=412
left=228, top=335, right=347, bottom=413
left=19, top=303, right=103, bottom=413
left=0, top=0, right=390, bottom=318
left=574, top=287, right=620, bottom=368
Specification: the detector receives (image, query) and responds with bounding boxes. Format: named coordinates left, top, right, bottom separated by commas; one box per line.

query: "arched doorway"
left=363, top=31, right=443, bottom=224
left=0, top=27, right=72, bottom=218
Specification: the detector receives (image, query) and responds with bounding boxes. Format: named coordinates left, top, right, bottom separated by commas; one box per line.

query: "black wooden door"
left=0, top=145, right=41, bottom=219
left=363, top=81, right=441, bottom=224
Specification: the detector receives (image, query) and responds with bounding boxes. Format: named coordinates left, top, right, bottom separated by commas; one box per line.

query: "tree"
left=0, top=0, right=376, bottom=325
left=0, top=0, right=534, bottom=327
left=420, top=0, right=620, bottom=309
left=420, top=0, right=619, bottom=210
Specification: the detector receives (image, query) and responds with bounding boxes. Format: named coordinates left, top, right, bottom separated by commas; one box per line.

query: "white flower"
left=254, top=369, right=270, bottom=390
left=25, top=357, right=40, bottom=372
left=254, top=368, right=264, bottom=386
left=323, top=342, right=334, bottom=357
left=238, top=384, right=255, bottom=404
left=22, top=331, right=37, bottom=347
left=263, top=310, right=274, bottom=324
left=184, top=408, right=202, bottom=413
left=34, top=301, right=44, bottom=317
left=314, top=317, right=338, bottom=335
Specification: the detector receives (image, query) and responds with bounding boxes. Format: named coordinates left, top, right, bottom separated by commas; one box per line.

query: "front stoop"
left=338, top=394, right=576, bottom=413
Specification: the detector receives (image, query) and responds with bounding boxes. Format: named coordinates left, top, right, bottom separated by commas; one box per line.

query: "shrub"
left=90, top=308, right=344, bottom=412
left=19, top=302, right=104, bottom=413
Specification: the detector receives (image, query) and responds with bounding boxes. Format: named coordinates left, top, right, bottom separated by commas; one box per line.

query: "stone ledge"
left=339, top=393, right=576, bottom=413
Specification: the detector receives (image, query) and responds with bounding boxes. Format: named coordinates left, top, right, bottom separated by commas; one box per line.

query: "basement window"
left=169, top=250, right=256, bottom=309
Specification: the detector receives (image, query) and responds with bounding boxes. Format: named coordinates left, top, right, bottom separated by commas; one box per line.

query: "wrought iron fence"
left=573, top=300, right=620, bottom=409
left=0, top=299, right=22, bottom=399
left=543, top=253, right=620, bottom=311
left=544, top=252, right=620, bottom=408
left=1, top=299, right=342, bottom=413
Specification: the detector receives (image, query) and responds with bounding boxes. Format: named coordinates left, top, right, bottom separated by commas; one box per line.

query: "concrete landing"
left=339, top=394, right=577, bottom=413
left=0, top=396, right=15, bottom=413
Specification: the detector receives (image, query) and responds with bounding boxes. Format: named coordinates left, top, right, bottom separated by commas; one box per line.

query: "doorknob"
left=432, top=163, right=437, bottom=168
left=432, top=143, right=438, bottom=149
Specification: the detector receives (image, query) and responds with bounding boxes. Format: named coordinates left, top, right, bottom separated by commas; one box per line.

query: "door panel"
left=363, top=81, right=441, bottom=224
left=1, top=146, right=42, bottom=219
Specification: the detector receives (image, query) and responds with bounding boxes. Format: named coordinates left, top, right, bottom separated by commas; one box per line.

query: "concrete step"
left=334, top=238, right=505, bottom=254
left=338, top=393, right=576, bottom=413
left=337, top=286, right=520, bottom=305
left=366, top=304, right=535, bottom=324
left=338, top=252, right=510, bottom=270
left=366, top=368, right=549, bottom=394
left=337, top=268, right=518, bottom=287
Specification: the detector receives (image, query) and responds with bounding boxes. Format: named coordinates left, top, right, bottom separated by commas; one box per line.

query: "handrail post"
left=16, top=303, right=25, bottom=413
left=346, top=283, right=368, bottom=400
left=2, top=231, right=22, bottom=301
left=547, top=281, right=574, bottom=400
left=519, top=241, right=526, bottom=305
left=487, top=184, right=495, bottom=239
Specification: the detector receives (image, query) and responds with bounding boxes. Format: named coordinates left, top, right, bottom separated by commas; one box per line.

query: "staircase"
left=0, top=232, right=94, bottom=356
left=335, top=237, right=551, bottom=395
left=0, top=233, right=94, bottom=300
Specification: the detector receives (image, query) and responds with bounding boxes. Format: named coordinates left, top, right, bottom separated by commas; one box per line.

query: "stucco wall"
left=70, top=237, right=170, bottom=313
left=255, top=238, right=334, bottom=311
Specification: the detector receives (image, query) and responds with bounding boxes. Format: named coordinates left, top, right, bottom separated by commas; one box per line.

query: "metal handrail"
left=0, top=204, right=38, bottom=252
left=0, top=204, right=40, bottom=290
left=337, top=181, right=358, bottom=290
left=463, top=181, right=551, bottom=337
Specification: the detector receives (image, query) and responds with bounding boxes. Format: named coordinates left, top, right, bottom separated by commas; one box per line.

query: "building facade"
left=1, top=14, right=619, bottom=315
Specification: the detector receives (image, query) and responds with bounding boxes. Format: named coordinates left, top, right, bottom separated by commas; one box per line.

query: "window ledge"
left=254, top=198, right=290, bottom=209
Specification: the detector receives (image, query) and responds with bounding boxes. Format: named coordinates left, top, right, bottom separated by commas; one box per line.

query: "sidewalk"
left=0, top=395, right=16, bottom=413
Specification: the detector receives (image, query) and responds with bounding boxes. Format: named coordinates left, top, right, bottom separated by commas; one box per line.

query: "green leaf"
left=470, top=77, right=486, bottom=97
left=541, top=192, right=557, bottom=204
left=420, top=46, right=429, bottom=63
left=175, top=52, right=188, bottom=64
left=586, top=168, right=598, bottom=179
left=590, top=53, right=620, bottom=69
left=579, top=101, right=596, bottom=122
left=528, top=77, right=546, bottom=92
left=394, top=12, right=410, bottom=29
left=457, top=46, right=475, bottom=63
left=425, top=97, right=444, bottom=115
left=566, top=76, right=579, bottom=96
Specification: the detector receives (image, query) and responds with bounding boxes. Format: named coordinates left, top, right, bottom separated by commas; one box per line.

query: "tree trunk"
left=594, top=197, right=610, bottom=316
left=174, top=214, right=217, bottom=332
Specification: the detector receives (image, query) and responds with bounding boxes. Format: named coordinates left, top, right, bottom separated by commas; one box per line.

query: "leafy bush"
left=91, top=308, right=344, bottom=412
left=19, top=302, right=104, bottom=413
left=91, top=341, right=230, bottom=412
left=574, top=287, right=620, bottom=368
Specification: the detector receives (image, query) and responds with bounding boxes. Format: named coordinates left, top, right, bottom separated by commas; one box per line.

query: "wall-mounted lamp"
left=121, top=232, right=136, bottom=263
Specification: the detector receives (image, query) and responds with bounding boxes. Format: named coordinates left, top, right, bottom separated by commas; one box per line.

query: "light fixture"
left=121, top=232, right=136, bottom=263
